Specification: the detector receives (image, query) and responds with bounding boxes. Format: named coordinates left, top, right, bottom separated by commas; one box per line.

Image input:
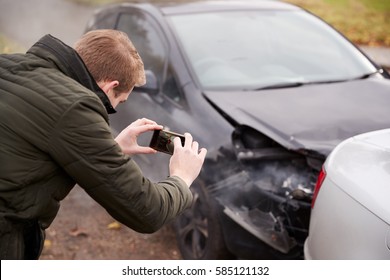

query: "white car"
left=304, top=129, right=390, bottom=259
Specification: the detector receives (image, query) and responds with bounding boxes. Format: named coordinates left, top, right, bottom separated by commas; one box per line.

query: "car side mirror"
left=134, top=70, right=159, bottom=95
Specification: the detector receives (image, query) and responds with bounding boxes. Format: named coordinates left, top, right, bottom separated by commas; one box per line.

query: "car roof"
left=105, top=0, right=301, bottom=16
left=88, top=0, right=302, bottom=31
left=156, top=0, right=301, bottom=15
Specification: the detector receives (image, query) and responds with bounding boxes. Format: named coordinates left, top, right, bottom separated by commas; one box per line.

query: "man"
left=0, top=29, right=207, bottom=259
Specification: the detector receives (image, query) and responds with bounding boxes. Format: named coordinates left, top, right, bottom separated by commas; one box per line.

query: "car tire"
left=173, top=179, right=234, bottom=259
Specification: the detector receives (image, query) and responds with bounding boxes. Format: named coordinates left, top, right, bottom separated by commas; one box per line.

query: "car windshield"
left=168, top=10, right=377, bottom=90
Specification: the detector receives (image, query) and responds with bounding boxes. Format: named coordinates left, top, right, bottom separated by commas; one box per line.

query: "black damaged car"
left=85, top=0, right=390, bottom=259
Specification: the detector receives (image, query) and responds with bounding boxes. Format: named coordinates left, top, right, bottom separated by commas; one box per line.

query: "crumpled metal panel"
left=204, top=79, right=390, bottom=156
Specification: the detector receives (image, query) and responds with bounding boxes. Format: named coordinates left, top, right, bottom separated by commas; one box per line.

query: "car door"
left=109, top=8, right=189, bottom=180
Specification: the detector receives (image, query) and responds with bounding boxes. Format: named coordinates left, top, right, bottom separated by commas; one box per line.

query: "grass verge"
left=285, top=0, right=390, bottom=46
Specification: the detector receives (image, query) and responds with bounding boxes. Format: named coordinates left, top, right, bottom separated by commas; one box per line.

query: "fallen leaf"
left=107, top=221, right=121, bottom=230
left=44, top=239, right=52, bottom=249
left=69, top=227, right=89, bottom=237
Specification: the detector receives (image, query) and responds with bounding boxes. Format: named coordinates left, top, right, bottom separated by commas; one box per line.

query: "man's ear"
left=98, top=80, right=119, bottom=94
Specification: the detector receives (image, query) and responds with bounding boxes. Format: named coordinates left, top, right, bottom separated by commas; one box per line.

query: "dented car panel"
left=204, top=77, right=390, bottom=156
left=85, top=0, right=390, bottom=259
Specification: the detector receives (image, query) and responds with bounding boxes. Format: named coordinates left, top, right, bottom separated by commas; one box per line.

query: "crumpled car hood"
left=203, top=78, right=390, bottom=156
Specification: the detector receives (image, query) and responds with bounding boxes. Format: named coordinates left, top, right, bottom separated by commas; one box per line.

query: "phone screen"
left=149, top=129, right=185, bottom=155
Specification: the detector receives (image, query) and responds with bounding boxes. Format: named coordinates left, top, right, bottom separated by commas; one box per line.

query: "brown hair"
left=74, top=29, right=145, bottom=93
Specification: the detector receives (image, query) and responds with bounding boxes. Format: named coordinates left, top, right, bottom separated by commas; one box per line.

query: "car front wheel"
left=173, top=179, right=233, bottom=259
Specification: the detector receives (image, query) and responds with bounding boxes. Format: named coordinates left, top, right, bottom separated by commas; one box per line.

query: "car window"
left=92, top=11, right=118, bottom=29
left=163, top=67, right=182, bottom=104
left=116, top=11, right=183, bottom=104
left=116, top=11, right=167, bottom=84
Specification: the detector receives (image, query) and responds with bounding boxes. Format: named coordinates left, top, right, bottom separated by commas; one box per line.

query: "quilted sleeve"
left=48, top=96, right=193, bottom=233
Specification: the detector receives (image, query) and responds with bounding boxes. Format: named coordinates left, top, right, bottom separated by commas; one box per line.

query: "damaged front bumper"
left=206, top=146, right=319, bottom=258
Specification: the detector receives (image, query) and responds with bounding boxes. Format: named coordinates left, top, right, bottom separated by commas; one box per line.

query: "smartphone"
left=149, top=129, right=185, bottom=155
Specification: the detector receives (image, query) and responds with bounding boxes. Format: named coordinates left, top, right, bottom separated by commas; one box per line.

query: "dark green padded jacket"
left=0, top=35, right=192, bottom=259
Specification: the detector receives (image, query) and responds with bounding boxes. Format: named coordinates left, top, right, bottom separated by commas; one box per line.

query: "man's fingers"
left=183, top=133, right=193, bottom=149
left=131, top=118, right=160, bottom=127
left=173, top=136, right=183, bottom=148
left=198, top=147, right=207, bottom=158
left=129, top=124, right=163, bottom=135
left=135, top=146, right=158, bottom=154
left=192, top=141, right=199, bottom=152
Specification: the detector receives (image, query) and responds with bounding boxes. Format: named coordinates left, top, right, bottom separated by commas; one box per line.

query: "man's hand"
left=115, top=118, right=163, bottom=155
left=169, top=133, right=207, bottom=187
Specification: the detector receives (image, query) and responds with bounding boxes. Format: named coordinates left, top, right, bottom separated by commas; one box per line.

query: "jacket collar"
left=27, top=34, right=116, bottom=114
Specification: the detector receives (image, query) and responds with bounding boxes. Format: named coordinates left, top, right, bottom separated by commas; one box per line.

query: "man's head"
left=74, top=29, right=145, bottom=108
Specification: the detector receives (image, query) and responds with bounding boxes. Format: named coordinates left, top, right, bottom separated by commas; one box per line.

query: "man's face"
left=108, top=90, right=132, bottom=108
